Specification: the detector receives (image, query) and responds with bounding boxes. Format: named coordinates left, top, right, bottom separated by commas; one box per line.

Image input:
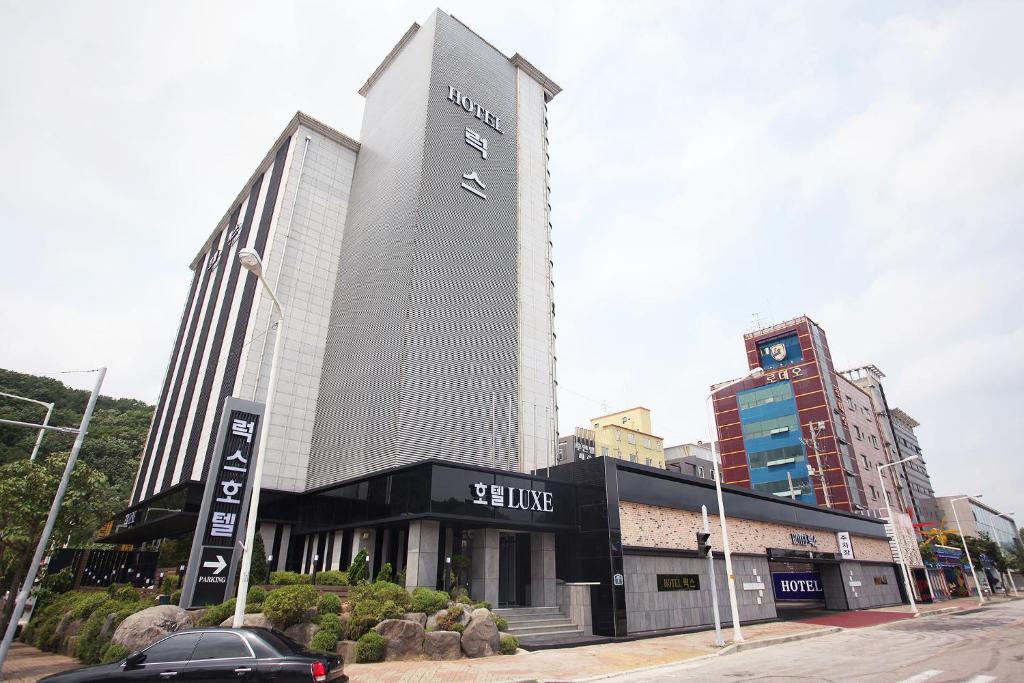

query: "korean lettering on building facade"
left=790, top=532, right=818, bottom=547
left=180, top=397, right=264, bottom=608
left=471, top=481, right=554, bottom=512
left=447, top=85, right=503, bottom=202
left=764, top=366, right=804, bottom=384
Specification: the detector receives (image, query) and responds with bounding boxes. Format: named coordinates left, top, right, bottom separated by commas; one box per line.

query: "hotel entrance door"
left=498, top=532, right=531, bottom=606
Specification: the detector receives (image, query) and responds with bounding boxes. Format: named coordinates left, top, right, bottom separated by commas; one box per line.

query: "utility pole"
left=701, top=505, right=724, bottom=646
left=0, top=368, right=106, bottom=679
left=803, top=420, right=832, bottom=508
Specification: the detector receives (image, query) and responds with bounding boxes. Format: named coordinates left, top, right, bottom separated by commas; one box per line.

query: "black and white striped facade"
left=130, top=9, right=560, bottom=508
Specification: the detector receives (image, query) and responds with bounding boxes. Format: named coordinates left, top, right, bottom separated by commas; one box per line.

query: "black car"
left=40, top=627, right=346, bottom=682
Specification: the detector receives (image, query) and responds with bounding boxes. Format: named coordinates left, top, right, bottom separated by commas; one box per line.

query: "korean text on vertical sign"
left=180, top=397, right=264, bottom=608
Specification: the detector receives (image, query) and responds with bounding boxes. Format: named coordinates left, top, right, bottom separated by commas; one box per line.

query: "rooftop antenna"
left=751, top=312, right=763, bottom=331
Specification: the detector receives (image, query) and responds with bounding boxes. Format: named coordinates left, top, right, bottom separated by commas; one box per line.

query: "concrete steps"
left=494, top=606, right=584, bottom=646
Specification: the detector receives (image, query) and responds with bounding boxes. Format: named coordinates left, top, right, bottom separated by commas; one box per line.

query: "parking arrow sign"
left=203, top=555, right=228, bottom=575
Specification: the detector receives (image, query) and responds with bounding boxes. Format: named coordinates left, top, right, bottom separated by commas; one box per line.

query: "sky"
left=1, top=1, right=1021, bottom=517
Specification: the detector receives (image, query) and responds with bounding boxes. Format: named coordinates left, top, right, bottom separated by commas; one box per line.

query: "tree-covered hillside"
left=0, top=368, right=154, bottom=624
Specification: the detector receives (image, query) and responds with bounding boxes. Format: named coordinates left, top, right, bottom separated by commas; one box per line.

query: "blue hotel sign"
left=772, top=571, right=825, bottom=600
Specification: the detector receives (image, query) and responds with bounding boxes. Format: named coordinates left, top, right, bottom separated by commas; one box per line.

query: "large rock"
left=284, top=622, right=320, bottom=647
left=424, top=630, right=461, bottom=660
left=460, top=608, right=499, bottom=658
left=403, top=612, right=427, bottom=628
left=373, top=619, right=425, bottom=661
left=219, top=613, right=273, bottom=629
left=62, top=635, right=79, bottom=658
left=112, top=606, right=192, bottom=653
left=100, top=613, right=119, bottom=639
left=336, top=639, right=357, bottom=664
left=186, top=609, right=208, bottom=626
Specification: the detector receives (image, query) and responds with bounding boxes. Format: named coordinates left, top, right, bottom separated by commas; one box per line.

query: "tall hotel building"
left=130, top=10, right=559, bottom=507
left=106, top=16, right=911, bottom=631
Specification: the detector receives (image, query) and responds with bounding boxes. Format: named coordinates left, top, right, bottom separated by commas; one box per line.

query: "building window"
left=861, top=454, right=869, bottom=469
left=871, top=435, right=879, bottom=448
left=615, top=430, right=622, bottom=442
left=645, top=457, right=652, bottom=466
left=854, top=425, right=863, bottom=440
left=697, top=466, right=705, bottom=478
left=869, top=485, right=878, bottom=500
left=740, top=414, right=800, bottom=440
left=629, top=453, right=638, bottom=463
left=846, top=396, right=855, bottom=410
left=627, top=433, right=636, bottom=445
left=737, top=382, right=794, bottom=411
left=643, top=437, right=651, bottom=449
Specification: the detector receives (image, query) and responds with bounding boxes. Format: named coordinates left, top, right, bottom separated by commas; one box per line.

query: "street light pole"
left=705, top=367, right=764, bottom=644
left=878, top=455, right=920, bottom=615
left=232, top=249, right=285, bottom=628
left=950, top=495, right=986, bottom=606
left=1002, top=513, right=1018, bottom=596
left=0, top=392, right=56, bottom=462
left=0, top=368, right=106, bottom=679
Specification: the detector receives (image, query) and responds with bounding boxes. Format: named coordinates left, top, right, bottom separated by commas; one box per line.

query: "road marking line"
left=896, top=671, right=942, bottom=683
left=964, top=677, right=996, bottom=683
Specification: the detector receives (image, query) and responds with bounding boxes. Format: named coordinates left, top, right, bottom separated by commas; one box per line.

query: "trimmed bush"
left=349, top=581, right=411, bottom=610
left=499, top=635, right=519, bottom=655
left=245, top=601, right=263, bottom=614
left=314, top=570, right=348, bottom=586
left=105, top=584, right=141, bottom=602
left=318, top=593, right=342, bottom=615
left=170, top=589, right=182, bottom=605
left=41, top=567, right=74, bottom=594
left=262, top=585, right=319, bottom=628
left=310, top=629, right=338, bottom=653
left=450, top=585, right=470, bottom=603
left=472, top=601, right=492, bottom=611
left=348, top=599, right=403, bottom=640
left=317, top=612, right=343, bottom=638
left=247, top=586, right=267, bottom=604
left=347, top=549, right=368, bottom=585
left=410, top=588, right=449, bottom=615
left=355, top=631, right=386, bottom=663
left=198, top=599, right=237, bottom=627
left=435, top=604, right=465, bottom=632
left=159, top=574, right=179, bottom=595
left=101, top=643, right=131, bottom=663
left=451, top=623, right=465, bottom=634
left=270, top=571, right=312, bottom=585
left=374, top=562, right=393, bottom=583
left=250, top=531, right=270, bottom=585
left=491, top=614, right=508, bottom=631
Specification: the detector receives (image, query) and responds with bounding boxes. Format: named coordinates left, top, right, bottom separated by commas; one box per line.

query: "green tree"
left=250, top=532, right=269, bottom=585
left=0, top=454, right=111, bottom=633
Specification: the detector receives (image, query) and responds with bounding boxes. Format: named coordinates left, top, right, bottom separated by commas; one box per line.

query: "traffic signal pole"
left=701, top=505, right=724, bottom=647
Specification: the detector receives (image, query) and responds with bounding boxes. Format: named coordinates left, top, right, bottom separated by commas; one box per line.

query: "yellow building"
left=590, top=407, right=665, bottom=468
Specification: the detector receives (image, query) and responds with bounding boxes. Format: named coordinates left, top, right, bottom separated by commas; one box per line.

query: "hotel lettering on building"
left=102, top=12, right=914, bottom=640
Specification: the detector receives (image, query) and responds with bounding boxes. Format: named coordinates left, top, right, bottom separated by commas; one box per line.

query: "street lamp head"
left=238, top=248, right=263, bottom=276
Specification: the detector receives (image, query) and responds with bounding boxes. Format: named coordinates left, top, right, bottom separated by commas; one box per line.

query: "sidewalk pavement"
left=1, top=641, right=80, bottom=683
left=347, top=597, right=992, bottom=683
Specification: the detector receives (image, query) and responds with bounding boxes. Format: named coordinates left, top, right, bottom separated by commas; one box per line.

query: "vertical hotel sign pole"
left=179, top=398, right=264, bottom=609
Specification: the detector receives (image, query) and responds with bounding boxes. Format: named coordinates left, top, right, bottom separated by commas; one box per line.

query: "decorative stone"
left=373, top=618, right=425, bottom=661
left=112, top=606, right=192, bottom=653
left=186, top=609, right=208, bottom=626
left=219, top=612, right=273, bottom=629
left=403, top=612, right=427, bottom=628
left=336, top=639, right=357, bottom=664
left=62, top=635, right=79, bottom=658
left=284, top=622, right=320, bottom=647
left=424, top=630, right=461, bottom=660
left=460, top=608, right=499, bottom=658
left=100, top=613, right=119, bottom=639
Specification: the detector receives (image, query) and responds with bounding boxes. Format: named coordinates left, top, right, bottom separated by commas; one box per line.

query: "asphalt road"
left=604, top=599, right=1024, bottom=683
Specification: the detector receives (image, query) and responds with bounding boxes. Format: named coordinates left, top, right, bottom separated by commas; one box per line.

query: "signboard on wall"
left=180, top=397, right=264, bottom=608
left=771, top=571, right=825, bottom=600
left=657, top=574, right=700, bottom=591
left=837, top=532, right=855, bottom=559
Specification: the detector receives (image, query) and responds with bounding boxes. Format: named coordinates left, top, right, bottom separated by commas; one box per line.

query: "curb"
left=530, top=626, right=842, bottom=683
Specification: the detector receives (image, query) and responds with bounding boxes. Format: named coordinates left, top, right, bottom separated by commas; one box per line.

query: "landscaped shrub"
left=450, top=585, right=470, bottom=603
left=499, top=635, right=519, bottom=655
left=451, top=622, right=465, bottom=634
left=349, top=581, right=411, bottom=610
left=317, top=612, right=343, bottom=638
left=410, top=588, right=449, bottom=615
left=270, top=571, right=312, bottom=585
left=101, top=643, right=131, bottom=663
left=318, top=593, right=342, bottom=615
left=40, top=567, right=74, bottom=594
left=355, top=631, right=386, bottom=663
left=348, top=599, right=403, bottom=640
left=310, top=629, right=338, bottom=653
left=262, top=585, right=319, bottom=628
left=490, top=613, right=508, bottom=631
left=314, top=570, right=348, bottom=586
left=22, top=590, right=152, bottom=664
left=435, top=605, right=464, bottom=632
left=250, top=532, right=270, bottom=585
left=347, top=549, right=368, bottom=585
left=472, top=601, right=492, bottom=611
left=105, top=583, right=141, bottom=602
left=159, top=574, right=178, bottom=595
left=247, top=586, right=267, bottom=604
left=170, top=589, right=182, bottom=605
left=374, top=562, right=393, bottom=583
left=75, top=598, right=141, bottom=664
left=198, top=598, right=237, bottom=627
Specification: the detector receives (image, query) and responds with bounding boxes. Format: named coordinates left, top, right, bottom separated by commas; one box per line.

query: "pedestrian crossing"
left=896, top=670, right=997, bottom=683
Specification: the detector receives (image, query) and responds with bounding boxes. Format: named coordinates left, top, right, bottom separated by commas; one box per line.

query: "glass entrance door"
left=498, top=533, right=517, bottom=607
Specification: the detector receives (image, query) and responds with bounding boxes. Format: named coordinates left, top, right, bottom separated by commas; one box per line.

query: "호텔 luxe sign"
left=472, top=482, right=554, bottom=512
